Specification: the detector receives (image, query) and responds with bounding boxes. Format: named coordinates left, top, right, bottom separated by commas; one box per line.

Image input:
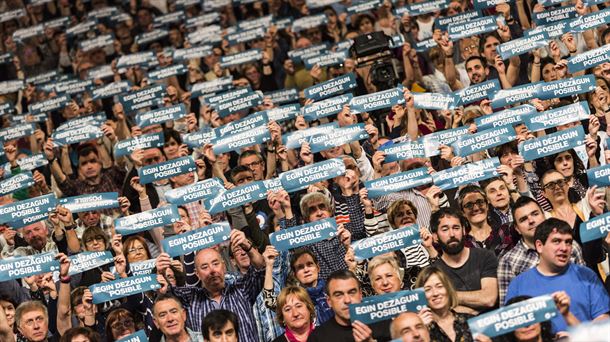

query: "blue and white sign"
left=91, top=274, right=161, bottom=304
left=468, top=295, right=558, bottom=338
left=412, top=92, right=458, bottom=110
left=270, top=218, right=338, bottom=251
left=435, top=10, right=480, bottom=31
left=349, top=288, right=427, bottom=324
left=282, top=122, right=340, bottom=150
left=0, top=123, right=35, bottom=143
left=0, top=193, right=56, bottom=225
left=162, top=222, right=231, bottom=257
left=396, top=0, right=450, bottom=16
left=135, top=29, right=168, bottom=46
left=205, top=87, right=253, bottom=106
left=350, top=88, right=405, bottom=114
left=51, top=125, right=103, bottom=147
left=206, top=181, right=268, bottom=215
left=292, top=14, right=327, bottom=32
left=115, top=205, right=181, bottom=236
left=496, top=32, right=548, bottom=60
left=136, top=104, right=187, bottom=128
left=220, top=49, right=263, bottom=68
left=452, top=125, right=517, bottom=157
left=490, top=82, right=543, bottom=109
left=537, top=75, right=597, bottom=101
left=114, top=132, right=165, bottom=158
left=59, top=192, right=119, bottom=214
left=17, top=154, right=48, bottom=171
left=214, top=111, right=268, bottom=139
left=265, top=104, right=301, bottom=123
left=570, top=7, right=610, bottom=33
left=212, top=125, right=270, bottom=155
left=148, top=64, right=187, bottom=82
left=280, top=159, right=346, bottom=193
left=116, top=51, right=155, bottom=69
left=533, top=6, right=577, bottom=25
left=183, top=128, right=217, bottom=148
left=68, top=251, right=114, bottom=276
left=303, top=94, right=353, bottom=121
left=308, top=123, right=369, bottom=153
left=226, top=27, right=266, bottom=46
left=29, top=95, right=70, bottom=115
left=304, top=73, right=357, bottom=101
left=432, top=157, right=501, bottom=190
left=448, top=16, right=503, bottom=40
left=0, top=252, right=60, bottom=282
left=117, top=330, right=148, bottom=342
left=454, top=79, right=501, bottom=106
left=351, top=224, right=421, bottom=260
left=579, top=212, right=610, bottom=243
left=519, top=126, right=585, bottom=161
left=215, top=91, right=263, bottom=118
left=365, top=168, right=432, bottom=198
left=521, top=102, right=590, bottom=132
left=92, top=81, right=131, bottom=100
left=119, top=85, right=166, bottom=113
left=191, top=77, right=233, bottom=98
left=567, top=44, right=610, bottom=73
left=172, top=45, right=213, bottom=62
left=475, top=104, right=535, bottom=130
left=165, top=178, right=225, bottom=206
left=304, top=50, right=348, bottom=69
left=380, top=140, right=430, bottom=162
left=587, top=164, right=610, bottom=188
left=138, top=156, right=196, bottom=184
left=265, top=88, right=299, bottom=105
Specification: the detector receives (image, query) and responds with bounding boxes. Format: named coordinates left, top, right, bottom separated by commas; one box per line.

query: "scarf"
left=284, top=324, right=314, bottom=342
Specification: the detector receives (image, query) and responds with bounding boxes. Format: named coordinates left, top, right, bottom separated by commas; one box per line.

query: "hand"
left=277, top=145, right=288, bottom=161
left=114, top=254, right=127, bottom=277
left=575, top=0, right=587, bottom=15
left=3, top=228, right=16, bottom=246
left=82, top=289, right=94, bottom=313
left=130, top=176, right=146, bottom=195
left=300, top=142, right=314, bottom=165
left=56, top=253, right=70, bottom=278
left=230, top=229, right=252, bottom=252
left=561, top=32, right=577, bottom=53
left=588, top=115, right=600, bottom=138
left=496, top=22, right=511, bottom=42
left=186, top=112, right=198, bottom=132
left=450, top=156, right=465, bottom=167
left=310, top=64, right=322, bottom=81
left=130, top=149, right=144, bottom=168
left=425, top=185, right=443, bottom=211
left=101, top=124, right=117, bottom=142
left=101, top=271, right=116, bottom=282
left=111, top=233, right=123, bottom=255
left=173, top=219, right=192, bottom=234
left=277, top=189, right=292, bottom=210
left=588, top=186, right=606, bottom=216
left=43, top=138, right=55, bottom=160
left=56, top=206, right=75, bottom=226
left=155, top=253, right=172, bottom=275
left=203, top=144, right=217, bottom=163
left=372, top=151, right=386, bottom=173
left=359, top=188, right=373, bottom=209
left=496, top=164, right=514, bottom=186
left=198, top=209, right=213, bottom=226
left=337, top=105, right=354, bottom=127
left=352, top=320, right=373, bottom=342
left=494, top=55, right=506, bottom=75
left=549, top=41, right=561, bottom=61
left=439, top=145, right=454, bottom=161
left=552, top=291, right=571, bottom=316
left=268, top=121, right=282, bottom=145
left=262, top=245, right=278, bottom=268
left=33, top=171, right=49, bottom=191
left=585, top=135, right=598, bottom=159
left=344, top=247, right=357, bottom=272
left=337, top=223, right=352, bottom=248
left=157, top=274, right=169, bottom=294
left=418, top=307, right=434, bottom=325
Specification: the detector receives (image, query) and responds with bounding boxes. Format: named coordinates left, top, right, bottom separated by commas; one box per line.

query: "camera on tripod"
left=350, top=31, right=402, bottom=91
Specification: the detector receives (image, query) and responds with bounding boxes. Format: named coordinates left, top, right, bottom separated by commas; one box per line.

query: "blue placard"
left=282, top=122, right=340, bottom=149
left=0, top=171, right=35, bottom=196
left=380, top=140, right=429, bottom=162
left=220, top=49, right=263, bottom=68
left=308, top=123, right=369, bottom=154
left=0, top=9, right=25, bottom=23
left=365, top=168, right=432, bottom=198
left=452, top=125, right=517, bottom=157
left=497, top=32, right=549, bottom=60
left=114, top=132, right=165, bottom=158
left=303, top=94, right=353, bottom=121
left=412, top=92, right=458, bottom=110
left=215, top=91, right=263, bottom=118
left=521, top=102, right=590, bottom=132
left=304, top=50, right=348, bottom=69
left=350, top=88, right=405, bottom=114
left=126, top=259, right=156, bottom=276
left=226, top=27, right=266, bottom=46
left=567, top=44, right=610, bottom=73
left=187, top=25, right=223, bottom=45
left=279, top=159, right=346, bottom=193
left=68, top=251, right=114, bottom=276
left=265, top=104, right=301, bottom=123
left=80, top=34, right=114, bottom=52
left=0, top=102, right=15, bottom=116
left=214, top=111, right=268, bottom=139
left=205, top=87, right=252, bottom=106
left=570, top=7, right=610, bottom=33
left=0, top=123, right=35, bottom=143
left=586, top=164, right=610, bottom=187
left=190, top=77, right=233, bottom=98
left=473, top=0, right=512, bottom=10
left=265, top=88, right=299, bottom=105
left=162, top=222, right=232, bottom=257
left=475, top=104, right=535, bottom=131
left=351, top=224, right=421, bottom=260
left=212, top=125, right=270, bottom=155
left=29, top=95, right=70, bottom=115
left=57, top=113, right=106, bottom=132
left=90, top=274, right=161, bottom=304
left=0, top=193, right=56, bottom=225
left=26, top=70, right=58, bottom=85
left=117, top=330, right=148, bottom=342
left=165, top=178, right=225, bottom=206
left=119, top=85, right=166, bottom=113
left=172, top=45, right=213, bottom=62
left=270, top=218, right=338, bottom=251
left=12, top=24, right=44, bottom=42
left=0, top=252, right=60, bottom=282
left=55, top=79, right=93, bottom=96
left=533, top=6, right=577, bottom=25
left=347, top=0, right=381, bottom=15
left=136, top=104, right=187, bottom=128
left=395, top=0, right=450, bottom=16
left=435, top=10, right=480, bottom=31
left=238, top=15, right=273, bottom=30
left=65, top=20, right=97, bottom=38
left=153, top=11, right=185, bottom=27
left=52, top=125, right=103, bottom=147
left=537, top=75, right=597, bottom=101
left=182, top=128, right=217, bottom=148
left=148, top=64, right=187, bottom=82
left=17, top=154, right=48, bottom=171
left=432, top=157, right=501, bottom=190
left=519, top=126, right=585, bottom=161
left=490, top=82, right=543, bottom=109
left=205, top=181, right=268, bottom=215
left=579, top=212, right=610, bottom=243
left=115, top=205, right=181, bottom=236
left=288, top=44, right=328, bottom=63
left=525, top=20, right=572, bottom=39
left=304, top=73, right=357, bottom=101
left=92, top=81, right=131, bottom=100
left=185, top=13, right=219, bottom=28
left=468, top=295, right=558, bottom=338
left=422, top=125, right=470, bottom=147
left=448, top=16, right=503, bottom=40
left=138, top=156, right=196, bottom=184
left=349, top=288, right=427, bottom=325
left=454, top=79, right=501, bottom=106
left=116, top=51, right=155, bottom=69
left=292, top=14, right=328, bottom=33
left=414, top=38, right=438, bottom=52
left=59, top=192, right=119, bottom=214
left=135, top=29, right=168, bottom=46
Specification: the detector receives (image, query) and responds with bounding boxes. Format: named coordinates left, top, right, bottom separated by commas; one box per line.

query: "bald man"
left=390, top=312, right=431, bottom=342
left=159, top=229, right=265, bottom=342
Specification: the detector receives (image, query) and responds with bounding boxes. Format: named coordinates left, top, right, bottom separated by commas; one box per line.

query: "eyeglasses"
left=307, top=203, right=328, bottom=213
left=128, top=246, right=146, bottom=254
left=462, top=199, right=487, bottom=211
left=22, top=316, right=45, bottom=328
left=111, top=319, right=134, bottom=331
left=543, top=179, right=566, bottom=190
left=242, top=160, right=263, bottom=169
left=84, top=236, right=105, bottom=244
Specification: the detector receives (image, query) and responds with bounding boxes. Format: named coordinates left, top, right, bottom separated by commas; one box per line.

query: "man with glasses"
left=238, top=151, right=267, bottom=182
left=13, top=300, right=58, bottom=342
left=429, top=208, right=499, bottom=315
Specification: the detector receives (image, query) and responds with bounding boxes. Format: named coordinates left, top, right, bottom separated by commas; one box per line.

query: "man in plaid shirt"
left=498, top=196, right=584, bottom=305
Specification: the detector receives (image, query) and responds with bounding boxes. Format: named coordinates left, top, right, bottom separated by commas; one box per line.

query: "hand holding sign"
left=587, top=186, right=606, bottom=215
left=155, top=253, right=172, bottom=275
left=111, top=233, right=124, bottom=256
left=552, top=291, right=572, bottom=317
left=263, top=245, right=279, bottom=268
left=230, top=229, right=252, bottom=253
left=57, top=252, right=70, bottom=278
left=338, top=223, right=352, bottom=248
left=351, top=320, right=374, bottom=342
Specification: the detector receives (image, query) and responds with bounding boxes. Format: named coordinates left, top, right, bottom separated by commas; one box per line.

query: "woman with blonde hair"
left=415, top=266, right=474, bottom=342
left=367, top=254, right=403, bottom=295
left=272, top=286, right=316, bottom=342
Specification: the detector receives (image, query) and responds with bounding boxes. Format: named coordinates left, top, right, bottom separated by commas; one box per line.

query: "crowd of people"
left=0, top=0, right=609, bottom=341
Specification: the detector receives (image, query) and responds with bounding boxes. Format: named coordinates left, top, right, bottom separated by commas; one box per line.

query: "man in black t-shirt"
left=307, top=270, right=391, bottom=342
left=429, top=208, right=499, bottom=315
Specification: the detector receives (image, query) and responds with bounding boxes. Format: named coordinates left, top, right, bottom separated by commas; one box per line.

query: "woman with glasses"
left=546, top=149, right=589, bottom=203
left=76, top=227, right=127, bottom=287
left=104, top=309, right=137, bottom=342
left=457, top=185, right=513, bottom=256
left=122, top=236, right=151, bottom=264
left=540, top=169, right=606, bottom=277
left=415, top=266, right=474, bottom=342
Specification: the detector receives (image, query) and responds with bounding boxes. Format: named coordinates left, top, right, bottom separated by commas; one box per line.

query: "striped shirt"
left=371, top=189, right=433, bottom=230
left=172, top=266, right=265, bottom=342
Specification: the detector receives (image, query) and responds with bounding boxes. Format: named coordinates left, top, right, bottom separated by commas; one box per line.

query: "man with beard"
left=429, top=208, right=498, bottom=315
left=1, top=221, right=62, bottom=258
